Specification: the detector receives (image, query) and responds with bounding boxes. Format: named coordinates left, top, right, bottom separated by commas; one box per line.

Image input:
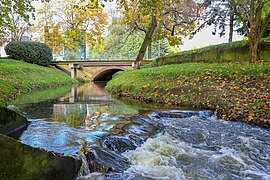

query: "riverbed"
left=9, top=82, right=270, bottom=179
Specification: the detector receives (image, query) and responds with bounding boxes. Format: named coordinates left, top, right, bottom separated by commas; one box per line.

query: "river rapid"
left=9, top=83, right=270, bottom=180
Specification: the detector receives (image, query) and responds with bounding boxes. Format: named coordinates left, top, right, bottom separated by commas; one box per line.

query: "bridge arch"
left=92, top=67, right=128, bottom=81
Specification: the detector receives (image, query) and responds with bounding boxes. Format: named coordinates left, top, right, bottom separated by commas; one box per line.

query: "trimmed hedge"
left=156, top=40, right=270, bottom=66
left=5, top=41, right=53, bottom=66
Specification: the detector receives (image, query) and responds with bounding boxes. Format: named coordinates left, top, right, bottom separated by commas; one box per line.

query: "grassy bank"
left=0, top=59, right=78, bottom=106
left=106, top=63, right=270, bottom=127
left=156, top=39, right=270, bottom=66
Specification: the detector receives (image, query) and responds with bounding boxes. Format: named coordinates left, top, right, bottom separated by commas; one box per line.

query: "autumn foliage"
left=34, top=0, right=108, bottom=53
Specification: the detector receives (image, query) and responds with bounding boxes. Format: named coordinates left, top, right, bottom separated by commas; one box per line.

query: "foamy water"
left=119, top=113, right=270, bottom=180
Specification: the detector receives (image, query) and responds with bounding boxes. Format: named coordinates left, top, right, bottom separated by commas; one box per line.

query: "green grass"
left=0, top=59, right=78, bottom=106
left=106, top=63, right=270, bottom=127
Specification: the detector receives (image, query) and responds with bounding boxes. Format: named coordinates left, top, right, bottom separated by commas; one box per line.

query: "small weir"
left=9, top=82, right=270, bottom=179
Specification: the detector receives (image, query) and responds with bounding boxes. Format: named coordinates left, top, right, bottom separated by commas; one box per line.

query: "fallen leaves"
left=106, top=63, right=270, bottom=127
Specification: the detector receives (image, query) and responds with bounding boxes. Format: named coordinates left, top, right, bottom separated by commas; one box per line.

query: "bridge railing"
left=51, top=58, right=152, bottom=62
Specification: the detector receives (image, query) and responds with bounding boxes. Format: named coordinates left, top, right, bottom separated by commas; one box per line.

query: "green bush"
left=5, top=41, right=53, bottom=66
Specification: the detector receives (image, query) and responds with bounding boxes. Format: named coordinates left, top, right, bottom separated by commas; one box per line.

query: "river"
left=9, top=82, right=270, bottom=179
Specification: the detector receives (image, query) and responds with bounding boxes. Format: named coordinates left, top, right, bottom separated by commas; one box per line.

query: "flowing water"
left=9, top=83, right=270, bottom=180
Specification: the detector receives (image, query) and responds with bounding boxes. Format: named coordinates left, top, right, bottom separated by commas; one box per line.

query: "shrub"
left=5, top=41, right=53, bottom=66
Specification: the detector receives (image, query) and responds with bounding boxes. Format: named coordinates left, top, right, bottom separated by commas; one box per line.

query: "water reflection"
left=59, top=83, right=112, bottom=104
left=11, top=82, right=144, bottom=122
left=12, top=82, right=163, bottom=155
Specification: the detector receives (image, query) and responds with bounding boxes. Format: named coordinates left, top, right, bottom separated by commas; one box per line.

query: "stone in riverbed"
left=101, top=136, right=137, bottom=153
left=131, top=116, right=164, bottom=130
left=157, top=110, right=214, bottom=119
left=0, top=134, right=82, bottom=180
left=85, top=147, right=130, bottom=173
left=157, top=111, right=198, bottom=118
left=198, top=110, right=214, bottom=119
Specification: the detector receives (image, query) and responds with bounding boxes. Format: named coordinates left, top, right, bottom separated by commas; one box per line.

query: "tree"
left=195, top=0, right=240, bottom=43
left=33, top=2, right=64, bottom=54
left=89, top=15, right=169, bottom=60
left=0, top=0, right=35, bottom=42
left=230, top=0, right=270, bottom=62
left=117, top=0, right=199, bottom=68
left=34, top=0, right=108, bottom=56
left=59, top=0, right=108, bottom=52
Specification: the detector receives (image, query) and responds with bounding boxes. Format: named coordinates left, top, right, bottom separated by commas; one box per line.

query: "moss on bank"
left=106, top=63, right=270, bottom=127
left=0, top=59, right=78, bottom=106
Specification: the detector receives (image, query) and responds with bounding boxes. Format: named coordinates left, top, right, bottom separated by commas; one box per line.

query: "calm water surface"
left=9, top=83, right=270, bottom=180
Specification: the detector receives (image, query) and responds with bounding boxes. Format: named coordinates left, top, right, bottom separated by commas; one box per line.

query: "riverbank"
left=0, top=59, right=78, bottom=106
left=106, top=63, right=270, bottom=127
left=156, top=39, right=270, bottom=66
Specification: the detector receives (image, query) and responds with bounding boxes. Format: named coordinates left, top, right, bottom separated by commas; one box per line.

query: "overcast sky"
left=180, top=26, right=243, bottom=51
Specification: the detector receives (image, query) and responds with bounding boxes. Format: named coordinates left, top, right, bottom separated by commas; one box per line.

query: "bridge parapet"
left=51, top=59, right=152, bottom=66
left=52, top=59, right=152, bottom=80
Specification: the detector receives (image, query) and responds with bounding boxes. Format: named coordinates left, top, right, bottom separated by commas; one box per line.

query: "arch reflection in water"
left=16, top=82, right=155, bottom=155
left=50, top=82, right=140, bottom=128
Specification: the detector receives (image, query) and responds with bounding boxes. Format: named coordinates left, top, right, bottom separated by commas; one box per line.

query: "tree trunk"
left=249, top=40, right=260, bottom=62
left=148, top=41, right=152, bottom=59
left=228, top=14, right=234, bottom=43
left=134, top=16, right=157, bottom=69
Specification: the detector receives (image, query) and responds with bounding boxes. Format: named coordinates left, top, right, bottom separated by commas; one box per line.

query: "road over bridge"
left=51, top=60, right=152, bottom=81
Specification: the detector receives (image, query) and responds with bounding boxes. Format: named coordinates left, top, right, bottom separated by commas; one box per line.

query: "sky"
left=180, top=26, right=243, bottom=51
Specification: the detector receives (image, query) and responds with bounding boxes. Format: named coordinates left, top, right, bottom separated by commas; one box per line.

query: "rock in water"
left=101, top=136, right=137, bottom=153
left=85, top=147, right=130, bottom=173
left=157, top=111, right=198, bottom=119
left=198, top=110, right=214, bottom=119
left=0, top=134, right=82, bottom=180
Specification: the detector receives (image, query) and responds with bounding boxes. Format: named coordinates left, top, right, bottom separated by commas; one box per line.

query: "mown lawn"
left=106, top=63, right=270, bottom=127
left=0, top=59, right=78, bottom=106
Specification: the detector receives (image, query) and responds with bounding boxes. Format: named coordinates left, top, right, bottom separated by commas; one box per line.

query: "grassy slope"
left=106, top=63, right=270, bottom=127
left=0, top=59, right=77, bottom=106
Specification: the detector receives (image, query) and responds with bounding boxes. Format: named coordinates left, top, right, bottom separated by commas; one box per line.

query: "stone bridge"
left=51, top=60, right=151, bottom=81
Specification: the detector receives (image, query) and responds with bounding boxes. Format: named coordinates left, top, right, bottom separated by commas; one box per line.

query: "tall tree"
left=117, top=0, right=199, bottom=68
left=196, top=0, right=239, bottom=43
left=58, top=0, right=108, bottom=52
left=34, top=0, right=108, bottom=55
left=0, top=0, right=35, bottom=41
left=230, top=0, right=270, bottom=62
left=33, top=2, right=64, bottom=54
left=90, top=21, right=169, bottom=60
